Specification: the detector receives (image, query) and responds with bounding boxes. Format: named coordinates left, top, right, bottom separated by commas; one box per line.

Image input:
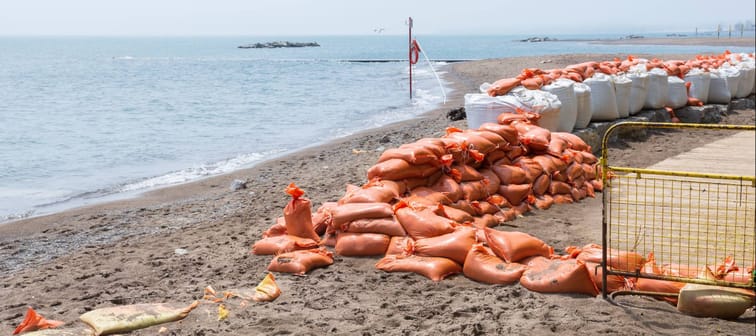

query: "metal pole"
left=408, top=17, right=413, bottom=100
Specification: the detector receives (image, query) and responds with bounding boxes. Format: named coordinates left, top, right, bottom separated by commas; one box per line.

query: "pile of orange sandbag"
left=249, top=106, right=623, bottom=296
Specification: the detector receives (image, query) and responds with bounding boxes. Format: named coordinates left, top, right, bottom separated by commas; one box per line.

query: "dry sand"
left=0, top=52, right=754, bottom=335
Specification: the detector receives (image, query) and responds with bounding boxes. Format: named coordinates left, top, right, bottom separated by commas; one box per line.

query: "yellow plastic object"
left=677, top=283, right=755, bottom=319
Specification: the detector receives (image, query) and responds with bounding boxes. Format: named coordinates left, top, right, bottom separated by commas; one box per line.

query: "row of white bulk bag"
left=542, top=78, right=577, bottom=132
left=573, top=83, right=592, bottom=129
left=584, top=73, right=619, bottom=122
left=464, top=88, right=562, bottom=131
left=707, top=69, right=732, bottom=104
left=684, top=68, right=711, bottom=104
left=644, top=68, right=669, bottom=109
left=613, top=75, right=632, bottom=118
left=718, top=64, right=742, bottom=98
left=627, top=69, right=649, bottom=115
left=735, top=62, right=755, bottom=98
left=667, top=76, right=688, bottom=109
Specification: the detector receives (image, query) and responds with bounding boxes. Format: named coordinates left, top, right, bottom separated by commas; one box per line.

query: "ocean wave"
left=119, top=150, right=284, bottom=192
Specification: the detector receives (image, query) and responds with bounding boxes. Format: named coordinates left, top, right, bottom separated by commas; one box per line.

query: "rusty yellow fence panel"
left=600, top=122, right=756, bottom=298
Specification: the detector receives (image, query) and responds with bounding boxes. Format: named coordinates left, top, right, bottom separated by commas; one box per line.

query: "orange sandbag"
left=484, top=228, right=553, bottom=262
left=478, top=123, right=519, bottom=145
left=252, top=235, right=319, bottom=255
left=385, top=236, right=414, bottom=256
left=552, top=194, right=574, bottom=204
left=430, top=175, right=463, bottom=203
left=451, top=164, right=484, bottom=182
left=267, top=248, right=334, bottom=275
left=532, top=173, right=551, bottom=196
left=367, top=158, right=439, bottom=181
left=435, top=204, right=474, bottom=223
left=463, top=244, right=526, bottom=285
left=262, top=217, right=288, bottom=238
left=375, top=255, right=461, bottom=282
left=471, top=200, right=500, bottom=215
left=478, top=169, right=501, bottom=194
left=533, top=195, right=554, bottom=210
left=486, top=77, right=521, bottom=96
left=571, top=243, right=646, bottom=272
left=13, top=307, right=64, bottom=335
left=378, top=146, right=439, bottom=165
left=491, top=162, right=530, bottom=185
left=341, top=217, right=406, bottom=236
left=498, top=183, right=532, bottom=206
left=460, top=180, right=490, bottom=201
left=472, top=214, right=500, bottom=228
left=505, top=144, right=527, bottom=160
left=339, top=179, right=404, bottom=204
left=549, top=181, right=572, bottom=195
left=411, top=227, right=477, bottom=264
left=551, top=132, right=591, bottom=152
left=584, top=261, right=629, bottom=293
left=283, top=183, right=320, bottom=241
left=409, top=187, right=453, bottom=205
left=515, top=123, right=551, bottom=152
left=394, top=204, right=456, bottom=240
left=329, top=202, right=394, bottom=227
left=512, top=157, right=545, bottom=182
left=520, top=256, right=599, bottom=296
left=335, top=232, right=391, bottom=256
left=589, top=179, right=603, bottom=192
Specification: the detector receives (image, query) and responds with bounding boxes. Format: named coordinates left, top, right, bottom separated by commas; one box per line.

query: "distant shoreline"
left=514, top=36, right=755, bottom=48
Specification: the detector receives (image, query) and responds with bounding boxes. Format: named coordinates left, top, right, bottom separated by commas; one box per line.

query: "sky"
left=1, top=0, right=755, bottom=36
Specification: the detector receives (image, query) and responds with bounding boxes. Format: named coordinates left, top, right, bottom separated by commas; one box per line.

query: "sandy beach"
left=1, top=50, right=755, bottom=335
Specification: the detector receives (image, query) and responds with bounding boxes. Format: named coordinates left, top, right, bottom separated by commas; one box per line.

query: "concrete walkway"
left=648, top=131, right=755, bottom=176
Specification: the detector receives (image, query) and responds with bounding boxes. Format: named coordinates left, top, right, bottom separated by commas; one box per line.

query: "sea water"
left=1, top=34, right=753, bottom=221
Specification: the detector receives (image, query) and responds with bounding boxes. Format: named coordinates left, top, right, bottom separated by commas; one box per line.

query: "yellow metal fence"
left=600, top=122, right=756, bottom=297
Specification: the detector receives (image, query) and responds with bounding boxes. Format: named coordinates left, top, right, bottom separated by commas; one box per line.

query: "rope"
left=413, top=39, right=447, bottom=104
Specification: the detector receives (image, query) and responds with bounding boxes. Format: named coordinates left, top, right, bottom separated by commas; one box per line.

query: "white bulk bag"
left=464, top=93, right=525, bottom=129
left=735, top=63, right=755, bottom=98
left=509, top=87, right=562, bottom=131
left=644, top=68, right=668, bottom=109
left=667, top=76, right=688, bottom=109
left=612, top=75, right=632, bottom=118
left=706, top=70, right=731, bottom=104
left=627, top=71, right=649, bottom=115
left=584, top=73, right=618, bottom=121
left=683, top=69, right=711, bottom=104
left=573, top=82, right=592, bottom=129
left=542, top=78, right=577, bottom=132
left=718, top=64, right=742, bottom=98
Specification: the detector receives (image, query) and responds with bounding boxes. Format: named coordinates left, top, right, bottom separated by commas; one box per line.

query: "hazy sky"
left=1, top=0, right=755, bottom=36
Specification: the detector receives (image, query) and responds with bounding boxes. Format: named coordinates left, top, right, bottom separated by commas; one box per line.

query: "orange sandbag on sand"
left=328, top=202, right=395, bottom=227
left=484, top=228, right=553, bottom=262
left=520, top=256, right=599, bottom=296
left=566, top=243, right=646, bottom=272
left=267, top=248, right=334, bottom=275
left=463, top=244, right=526, bottom=285
left=339, top=179, right=405, bottom=204
left=283, top=183, right=320, bottom=241
left=394, top=201, right=456, bottom=240
left=375, top=255, right=462, bottom=282
left=367, top=158, right=439, bottom=181
left=252, top=235, right=319, bottom=255
left=334, top=232, right=391, bottom=256
left=410, top=227, right=477, bottom=264
left=340, top=217, right=406, bottom=237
